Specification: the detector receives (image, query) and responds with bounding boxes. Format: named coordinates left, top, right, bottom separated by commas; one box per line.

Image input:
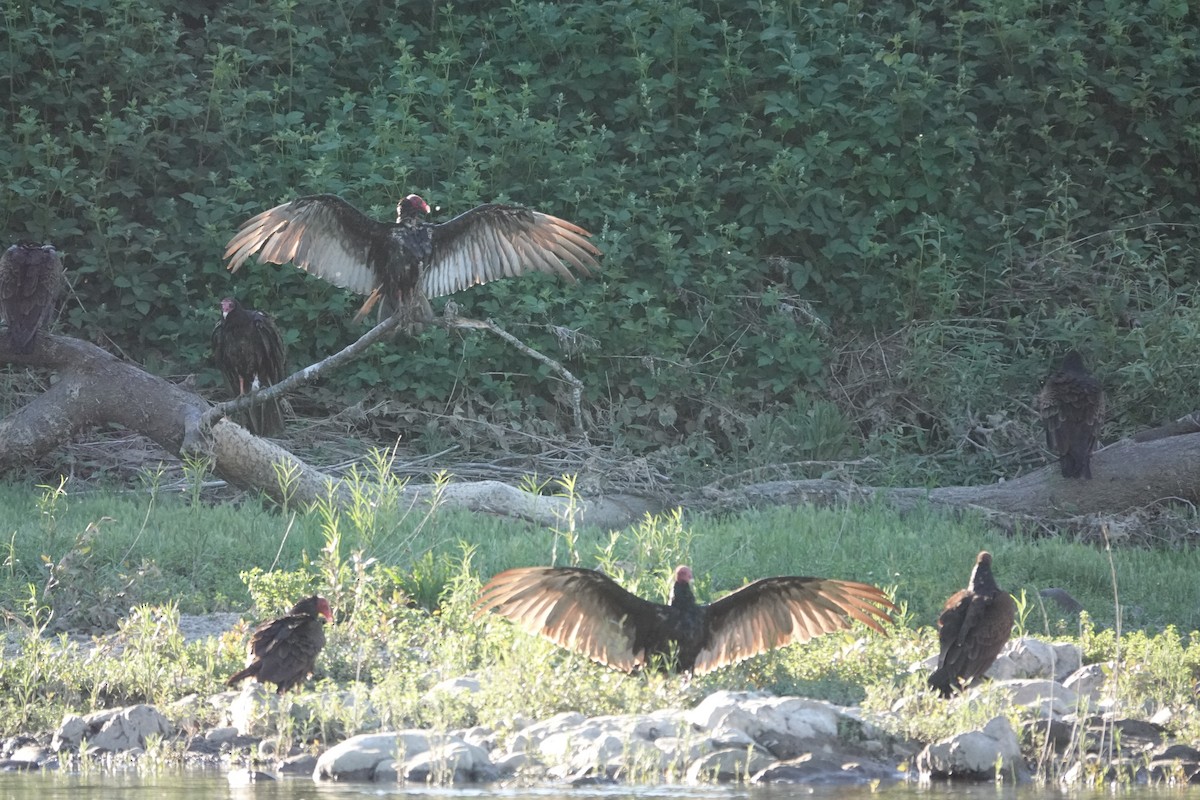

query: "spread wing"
left=422, top=204, right=600, bottom=298
left=224, top=194, right=389, bottom=295
left=474, top=567, right=667, bottom=673
left=692, top=577, right=896, bottom=675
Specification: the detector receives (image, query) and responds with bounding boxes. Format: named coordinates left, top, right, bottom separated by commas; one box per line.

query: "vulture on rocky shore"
left=227, top=595, right=332, bottom=694
left=1038, top=351, right=1104, bottom=478
left=475, top=565, right=895, bottom=676
left=211, top=297, right=288, bottom=436
left=224, top=193, right=600, bottom=326
left=0, top=242, right=65, bottom=353
left=928, top=551, right=1016, bottom=698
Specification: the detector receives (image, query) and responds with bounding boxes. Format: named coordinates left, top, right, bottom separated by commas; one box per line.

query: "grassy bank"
left=1, top=476, right=1199, bottom=755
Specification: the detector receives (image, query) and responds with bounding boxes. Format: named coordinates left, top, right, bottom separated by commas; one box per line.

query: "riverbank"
left=2, top=630, right=1198, bottom=788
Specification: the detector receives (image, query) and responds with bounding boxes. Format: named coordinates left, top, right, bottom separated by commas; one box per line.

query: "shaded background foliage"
left=3, top=0, right=1199, bottom=484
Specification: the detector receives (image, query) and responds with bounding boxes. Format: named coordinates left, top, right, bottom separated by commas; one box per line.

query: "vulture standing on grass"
left=475, top=565, right=895, bottom=676
left=928, top=551, right=1016, bottom=698
left=1038, top=350, right=1104, bottom=479
left=224, top=193, right=600, bottom=326
left=211, top=297, right=288, bottom=436
left=227, top=595, right=332, bottom=694
left=0, top=242, right=65, bottom=354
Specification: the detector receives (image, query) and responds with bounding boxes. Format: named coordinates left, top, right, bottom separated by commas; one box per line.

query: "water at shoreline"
left=0, top=769, right=1193, bottom=800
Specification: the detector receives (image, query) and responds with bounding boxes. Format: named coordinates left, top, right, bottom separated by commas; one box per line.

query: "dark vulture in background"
left=224, top=193, right=600, bottom=325
left=0, top=242, right=65, bottom=354
left=928, top=551, right=1016, bottom=698
left=227, top=595, right=332, bottom=694
left=475, top=565, right=895, bottom=676
left=211, top=297, right=288, bottom=436
left=1038, top=351, right=1104, bottom=478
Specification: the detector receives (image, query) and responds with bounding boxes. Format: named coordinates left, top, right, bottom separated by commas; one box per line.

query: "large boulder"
left=313, top=731, right=434, bottom=781
left=917, top=715, right=1024, bottom=780
left=52, top=705, right=172, bottom=753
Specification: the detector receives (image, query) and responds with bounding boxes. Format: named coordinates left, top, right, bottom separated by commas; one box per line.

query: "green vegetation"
left=2, top=477, right=1200, bottom=751
left=3, top=0, right=1199, bottom=485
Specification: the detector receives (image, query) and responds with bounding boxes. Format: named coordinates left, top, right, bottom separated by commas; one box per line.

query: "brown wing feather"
left=224, top=194, right=389, bottom=295
left=474, top=567, right=665, bottom=673
left=691, top=577, right=895, bottom=675
left=228, top=613, right=326, bottom=693
left=929, top=587, right=1016, bottom=696
left=422, top=205, right=600, bottom=298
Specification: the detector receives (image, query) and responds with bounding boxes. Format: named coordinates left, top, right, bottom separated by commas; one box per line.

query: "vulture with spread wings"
left=475, top=565, right=895, bottom=676
left=224, top=194, right=600, bottom=325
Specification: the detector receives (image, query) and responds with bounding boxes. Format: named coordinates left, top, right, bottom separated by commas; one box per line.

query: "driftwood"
left=4, top=327, right=1200, bottom=533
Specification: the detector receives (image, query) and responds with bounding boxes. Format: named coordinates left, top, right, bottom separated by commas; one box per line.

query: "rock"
left=278, top=753, right=319, bottom=775
left=1062, top=663, right=1110, bottom=702
left=51, top=716, right=88, bottom=753
left=423, top=676, right=481, bottom=700
left=313, top=731, right=434, bottom=782
left=402, top=740, right=495, bottom=784
left=53, top=705, right=172, bottom=753
left=988, top=679, right=1080, bottom=717
left=988, top=638, right=1081, bottom=682
left=227, top=769, right=274, bottom=785
left=506, top=712, right=587, bottom=754
left=4, top=745, right=53, bottom=770
left=686, top=746, right=775, bottom=784
left=687, top=690, right=845, bottom=755
left=204, top=726, right=238, bottom=745
left=918, top=715, right=1024, bottom=780
left=492, top=751, right=531, bottom=777
left=751, top=752, right=901, bottom=785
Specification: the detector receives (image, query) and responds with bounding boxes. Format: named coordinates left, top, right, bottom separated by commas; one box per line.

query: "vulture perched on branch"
left=475, top=565, right=895, bottom=676
left=1038, top=351, right=1104, bottom=478
left=0, top=242, right=65, bottom=354
left=227, top=595, right=332, bottom=694
left=211, top=297, right=288, bottom=436
left=928, top=551, right=1016, bottom=698
left=224, top=193, right=600, bottom=325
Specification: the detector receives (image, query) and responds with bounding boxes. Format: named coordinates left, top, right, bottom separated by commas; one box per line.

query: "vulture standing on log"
left=475, top=565, right=895, bottom=676
left=227, top=595, right=332, bottom=693
left=211, top=297, right=288, bottom=436
left=1038, top=351, right=1104, bottom=479
left=0, top=242, right=65, bottom=354
left=223, top=193, right=600, bottom=325
left=928, top=551, right=1016, bottom=698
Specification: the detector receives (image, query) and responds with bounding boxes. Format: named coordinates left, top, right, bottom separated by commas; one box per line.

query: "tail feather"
left=227, top=664, right=259, bottom=687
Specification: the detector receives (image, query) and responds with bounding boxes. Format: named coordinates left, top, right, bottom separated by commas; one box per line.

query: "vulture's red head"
left=397, top=194, right=431, bottom=220
left=674, top=565, right=694, bottom=584
left=220, top=297, right=237, bottom=318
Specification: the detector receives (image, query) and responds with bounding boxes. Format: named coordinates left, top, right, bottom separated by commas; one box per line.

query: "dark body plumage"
left=211, top=297, right=288, bottom=436
left=475, top=565, right=895, bottom=676
left=1038, top=351, right=1104, bottom=478
left=227, top=595, right=332, bottom=693
left=928, top=551, right=1016, bottom=698
left=224, top=193, right=600, bottom=324
left=0, top=242, right=65, bottom=353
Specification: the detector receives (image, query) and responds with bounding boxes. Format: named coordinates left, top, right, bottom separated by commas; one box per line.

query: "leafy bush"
left=3, top=0, right=1198, bottom=476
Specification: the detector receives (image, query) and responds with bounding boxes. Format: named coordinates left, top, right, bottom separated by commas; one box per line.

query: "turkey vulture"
left=227, top=595, right=332, bottom=693
left=928, top=551, right=1016, bottom=698
left=223, top=193, right=600, bottom=325
left=0, top=242, right=65, bottom=354
left=475, top=565, right=895, bottom=676
left=211, top=297, right=288, bottom=436
left=1038, top=351, right=1104, bottom=478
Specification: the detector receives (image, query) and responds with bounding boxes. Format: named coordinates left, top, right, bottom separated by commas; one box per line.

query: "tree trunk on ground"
left=4, top=333, right=1200, bottom=533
